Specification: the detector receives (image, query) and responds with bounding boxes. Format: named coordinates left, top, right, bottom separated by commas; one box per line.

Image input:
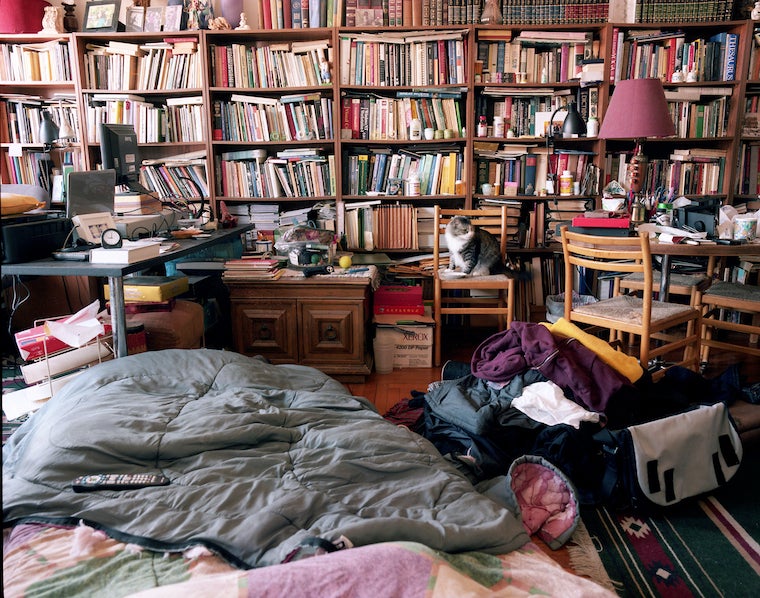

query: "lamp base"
left=627, top=151, right=648, bottom=194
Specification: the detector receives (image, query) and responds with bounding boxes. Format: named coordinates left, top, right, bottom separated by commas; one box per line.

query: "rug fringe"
left=567, top=519, right=619, bottom=594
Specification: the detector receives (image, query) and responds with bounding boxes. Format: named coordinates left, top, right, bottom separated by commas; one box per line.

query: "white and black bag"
left=595, top=402, right=742, bottom=510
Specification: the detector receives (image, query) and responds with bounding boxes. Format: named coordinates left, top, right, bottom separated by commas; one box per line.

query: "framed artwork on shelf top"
left=82, top=0, right=122, bottom=32
left=164, top=4, right=183, bottom=31
left=143, top=6, right=164, bottom=32
left=125, top=6, right=145, bottom=32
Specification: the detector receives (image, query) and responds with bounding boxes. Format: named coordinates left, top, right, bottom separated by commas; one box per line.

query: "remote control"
left=72, top=473, right=170, bottom=492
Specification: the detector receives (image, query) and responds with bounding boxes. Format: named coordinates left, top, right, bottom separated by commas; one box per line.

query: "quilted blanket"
left=3, top=349, right=528, bottom=568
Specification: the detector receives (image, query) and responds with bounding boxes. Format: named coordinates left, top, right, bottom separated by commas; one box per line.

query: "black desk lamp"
left=546, top=101, right=587, bottom=192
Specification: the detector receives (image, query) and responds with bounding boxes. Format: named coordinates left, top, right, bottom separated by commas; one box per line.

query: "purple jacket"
left=470, top=322, right=632, bottom=413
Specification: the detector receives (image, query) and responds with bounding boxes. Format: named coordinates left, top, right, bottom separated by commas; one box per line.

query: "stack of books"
left=222, top=256, right=288, bottom=281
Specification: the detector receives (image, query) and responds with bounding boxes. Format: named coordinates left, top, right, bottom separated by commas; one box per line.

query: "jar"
left=406, top=172, right=420, bottom=196
left=654, top=202, right=672, bottom=227
left=586, top=116, right=598, bottom=137
left=493, top=116, right=505, bottom=138
left=477, top=115, right=488, bottom=137
left=559, top=170, right=573, bottom=196
left=409, top=118, right=422, bottom=140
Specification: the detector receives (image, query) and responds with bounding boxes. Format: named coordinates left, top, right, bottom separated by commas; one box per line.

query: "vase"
left=219, top=0, right=243, bottom=28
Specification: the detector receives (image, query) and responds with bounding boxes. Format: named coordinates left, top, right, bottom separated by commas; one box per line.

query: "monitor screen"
left=99, top=123, right=150, bottom=194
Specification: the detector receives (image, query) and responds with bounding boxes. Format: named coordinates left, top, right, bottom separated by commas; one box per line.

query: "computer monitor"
left=99, top=123, right=150, bottom=194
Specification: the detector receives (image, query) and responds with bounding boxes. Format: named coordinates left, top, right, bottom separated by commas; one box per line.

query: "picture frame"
left=125, top=6, right=145, bottom=33
left=143, top=6, right=164, bottom=33
left=82, top=0, right=122, bottom=32
left=163, top=5, right=183, bottom=32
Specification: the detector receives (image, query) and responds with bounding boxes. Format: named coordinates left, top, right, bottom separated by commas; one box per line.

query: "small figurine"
left=671, top=68, right=684, bottom=83
left=752, top=2, right=760, bottom=20
left=686, top=70, right=698, bottom=83
left=208, top=16, right=231, bottom=30
left=236, top=12, right=251, bottom=30
left=39, top=6, right=62, bottom=34
left=319, top=59, right=331, bottom=84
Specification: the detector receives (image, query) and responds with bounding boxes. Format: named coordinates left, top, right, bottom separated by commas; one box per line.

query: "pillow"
left=1, top=193, right=47, bottom=216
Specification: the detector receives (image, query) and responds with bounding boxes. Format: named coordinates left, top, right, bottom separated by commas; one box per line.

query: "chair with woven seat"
left=560, top=226, right=702, bottom=379
left=433, top=205, right=516, bottom=367
left=698, top=257, right=760, bottom=368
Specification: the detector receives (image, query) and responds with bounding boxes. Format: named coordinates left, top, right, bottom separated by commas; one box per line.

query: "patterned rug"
left=576, top=451, right=760, bottom=597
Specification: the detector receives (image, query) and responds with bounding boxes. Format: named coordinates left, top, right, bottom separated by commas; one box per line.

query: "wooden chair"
left=560, top=226, right=701, bottom=379
left=699, top=256, right=760, bottom=368
left=433, top=205, right=515, bottom=367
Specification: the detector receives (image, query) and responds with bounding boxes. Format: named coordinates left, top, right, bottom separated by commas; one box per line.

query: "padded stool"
left=126, top=300, right=205, bottom=351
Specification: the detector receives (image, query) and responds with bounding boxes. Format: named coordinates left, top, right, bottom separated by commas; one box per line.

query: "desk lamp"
left=546, top=101, right=587, bottom=192
left=39, top=109, right=60, bottom=151
left=597, top=78, right=675, bottom=195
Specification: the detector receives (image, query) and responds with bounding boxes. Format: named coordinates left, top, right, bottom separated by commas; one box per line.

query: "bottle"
left=493, top=115, right=505, bottom=138
left=406, top=172, right=420, bottom=196
left=409, top=118, right=422, bottom=140
left=559, top=170, right=573, bottom=196
left=654, top=202, right=673, bottom=227
left=477, top=116, right=488, bottom=137
left=586, top=116, right=598, bottom=137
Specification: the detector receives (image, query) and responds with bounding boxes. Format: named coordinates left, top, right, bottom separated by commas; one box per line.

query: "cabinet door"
left=231, top=299, right=298, bottom=362
left=299, top=300, right=363, bottom=366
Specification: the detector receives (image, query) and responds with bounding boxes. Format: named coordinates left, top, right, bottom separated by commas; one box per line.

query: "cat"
left=444, top=215, right=507, bottom=276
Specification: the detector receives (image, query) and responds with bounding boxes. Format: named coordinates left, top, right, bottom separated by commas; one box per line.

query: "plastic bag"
left=545, top=292, right=597, bottom=323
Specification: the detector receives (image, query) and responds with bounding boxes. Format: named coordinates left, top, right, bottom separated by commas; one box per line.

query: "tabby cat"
left=445, top=215, right=507, bottom=276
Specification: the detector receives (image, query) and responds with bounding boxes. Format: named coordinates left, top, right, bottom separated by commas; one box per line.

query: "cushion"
left=1, top=193, right=46, bottom=216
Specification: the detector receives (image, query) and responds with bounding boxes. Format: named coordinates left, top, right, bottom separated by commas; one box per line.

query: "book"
left=90, top=241, right=161, bottom=265
left=104, top=276, right=190, bottom=302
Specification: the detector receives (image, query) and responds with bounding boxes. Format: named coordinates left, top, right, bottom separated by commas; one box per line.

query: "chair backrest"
left=433, top=205, right=509, bottom=271
left=559, top=225, right=654, bottom=320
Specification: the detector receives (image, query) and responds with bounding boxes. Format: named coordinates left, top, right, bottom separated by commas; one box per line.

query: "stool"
left=699, top=281, right=760, bottom=367
left=126, top=300, right=205, bottom=351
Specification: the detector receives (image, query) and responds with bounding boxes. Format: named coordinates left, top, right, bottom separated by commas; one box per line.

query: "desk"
left=650, top=242, right=760, bottom=300
left=2, top=225, right=252, bottom=358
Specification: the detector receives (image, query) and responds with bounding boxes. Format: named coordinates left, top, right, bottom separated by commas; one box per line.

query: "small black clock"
left=101, top=228, right=123, bottom=249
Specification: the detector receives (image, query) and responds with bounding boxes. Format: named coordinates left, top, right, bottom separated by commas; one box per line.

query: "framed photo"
left=125, top=6, right=145, bottom=33
left=143, top=6, right=164, bottom=33
left=82, top=0, right=122, bottom=32
left=163, top=5, right=183, bottom=32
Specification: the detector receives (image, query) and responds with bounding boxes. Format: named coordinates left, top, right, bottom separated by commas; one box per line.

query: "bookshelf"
left=0, top=34, right=83, bottom=202
left=72, top=31, right=208, bottom=202
left=603, top=21, right=748, bottom=208
left=2, top=14, right=758, bottom=250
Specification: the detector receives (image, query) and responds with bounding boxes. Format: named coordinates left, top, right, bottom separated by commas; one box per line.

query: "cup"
left=424, top=127, right=434, bottom=140
left=481, top=183, right=493, bottom=196
left=373, top=335, right=394, bottom=374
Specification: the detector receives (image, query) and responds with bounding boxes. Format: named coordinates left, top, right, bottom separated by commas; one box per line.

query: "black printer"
left=672, top=196, right=721, bottom=237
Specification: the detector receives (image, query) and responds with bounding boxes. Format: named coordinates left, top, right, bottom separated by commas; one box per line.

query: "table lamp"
left=39, top=109, right=60, bottom=151
left=597, top=77, right=675, bottom=193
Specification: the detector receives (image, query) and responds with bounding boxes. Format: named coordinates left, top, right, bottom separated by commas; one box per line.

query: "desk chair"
left=433, top=205, right=515, bottom=367
left=560, top=226, right=701, bottom=379
left=699, top=257, right=760, bottom=368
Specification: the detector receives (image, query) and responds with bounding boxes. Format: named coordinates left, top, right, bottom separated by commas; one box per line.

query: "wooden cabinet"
left=227, top=276, right=373, bottom=381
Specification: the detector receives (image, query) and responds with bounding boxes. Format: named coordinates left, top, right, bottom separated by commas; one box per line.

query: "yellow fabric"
left=545, top=318, right=644, bottom=383
left=1, top=193, right=45, bottom=216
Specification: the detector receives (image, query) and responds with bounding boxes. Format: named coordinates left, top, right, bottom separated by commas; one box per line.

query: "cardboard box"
left=373, top=284, right=424, bottom=315
left=105, top=275, right=189, bottom=302
left=374, top=314, right=434, bottom=368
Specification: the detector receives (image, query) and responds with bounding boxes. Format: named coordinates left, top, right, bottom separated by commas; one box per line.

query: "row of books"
left=216, top=150, right=336, bottom=199
left=634, top=0, right=733, bottom=23
left=208, top=40, right=332, bottom=89
left=211, top=93, right=334, bottom=143
left=83, top=39, right=201, bottom=91
left=0, top=98, right=79, bottom=145
left=85, top=95, right=205, bottom=144
left=257, top=0, right=340, bottom=29
left=0, top=39, right=73, bottom=83
left=340, top=94, right=464, bottom=141
left=475, top=31, right=598, bottom=85
left=338, top=31, right=467, bottom=87
left=736, top=143, right=760, bottom=196
left=343, top=202, right=419, bottom=251
left=666, top=94, right=729, bottom=139
left=344, top=147, right=463, bottom=197
left=609, top=28, right=739, bottom=84
left=140, top=161, right=208, bottom=200
left=748, top=31, right=760, bottom=81
left=348, top=0, right=479, bottom=26
left=499, top=1, right=609, bottom=25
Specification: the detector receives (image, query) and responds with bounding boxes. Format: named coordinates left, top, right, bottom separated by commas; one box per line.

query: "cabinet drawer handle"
left=322, top=325, right=338, bottom=341
left=258, top=324, right=272, bottom=341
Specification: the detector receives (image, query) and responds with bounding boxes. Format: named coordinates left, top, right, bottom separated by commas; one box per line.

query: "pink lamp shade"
left=597, top=78, right=676, bottom=140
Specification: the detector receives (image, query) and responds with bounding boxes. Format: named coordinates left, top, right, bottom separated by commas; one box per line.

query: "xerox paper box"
left=374, top=314, right=434, bottom=368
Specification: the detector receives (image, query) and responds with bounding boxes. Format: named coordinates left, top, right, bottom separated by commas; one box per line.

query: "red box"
left=373, top=285, right=424, bottom=315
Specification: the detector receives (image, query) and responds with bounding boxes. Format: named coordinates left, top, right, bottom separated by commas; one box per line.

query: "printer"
left=672, top=196, right=722, bottom=237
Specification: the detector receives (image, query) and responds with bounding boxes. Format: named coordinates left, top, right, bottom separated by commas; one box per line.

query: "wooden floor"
left=346, top=326, right=760, bottom=415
